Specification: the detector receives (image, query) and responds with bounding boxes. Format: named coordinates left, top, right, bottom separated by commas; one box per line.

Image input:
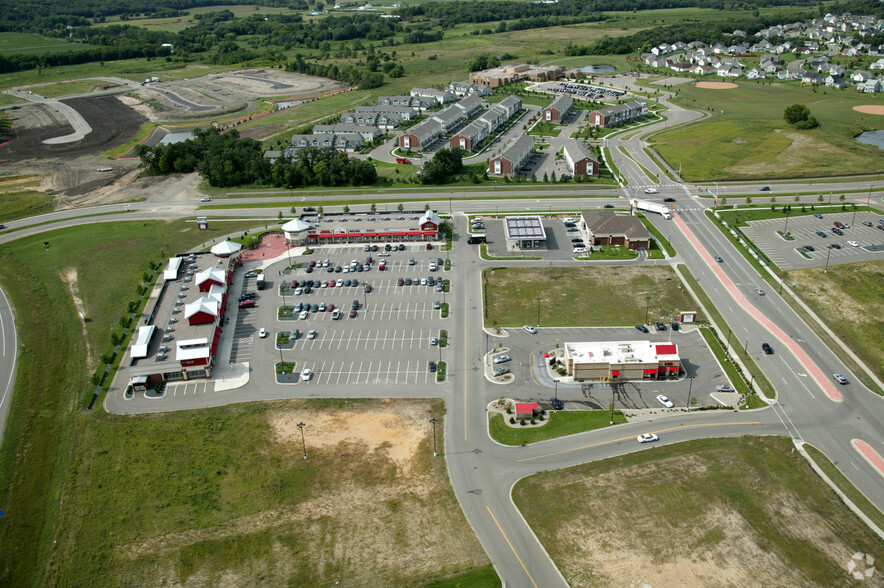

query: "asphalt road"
left=0, top=77, right=883, bottom=586
left=0, top=285, right=18, bottom=449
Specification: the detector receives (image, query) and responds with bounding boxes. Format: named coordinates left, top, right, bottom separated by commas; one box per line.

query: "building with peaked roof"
left=563, top=341, right=681, bottom=381
left=450, top=121, right=488, bottom=151
left=282, top=218, right=312, bottom=245
left=579, top=210, right=651, bottom=250
left=587, top=100, right=649, bottom=128
left=541, top=94, right=572, bottom=123
left=399, top=118, right=443, bottom=151
left=489, top=134, right=534, bottom=178
left=210, top=241, right=242, bottom=258
left=410, top=87, right=455, bottom=104
left=562, top=141, right=599, bottom=178
left=469, top=63, right=564, bottom=87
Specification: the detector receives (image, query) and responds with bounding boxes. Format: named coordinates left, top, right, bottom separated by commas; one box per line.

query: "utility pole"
left=429, top=417, right=439, bottom=456
left=296, top=422, right=307, bottom=459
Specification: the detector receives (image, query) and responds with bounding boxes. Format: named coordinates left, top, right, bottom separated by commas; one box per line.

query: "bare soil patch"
left=514, top=437, right=884, bottom=587
left=59, top=267, right=93, bottom=365
left=852, top=105, right=884, bottom=115
left=695, top=81, right=739, bottom=89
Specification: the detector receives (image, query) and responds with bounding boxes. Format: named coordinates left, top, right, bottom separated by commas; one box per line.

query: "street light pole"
left=296, top=422, right=307, bottom=459
left=645, top=296, right=651, bottom=325
left=744, top=337, right=749, bottom=353
left=429, top=417, right=439, bottom=456
left=554, top=379, right=559, bottom=402
left=687, top=375, right=694, bottom=409
left=536, top=297, right=541, bottom=327
left=851, top=204, right=858, bottom=227
left=726, top=328, right=732, bottom=353
left=824, top=244, right=833, bottom=273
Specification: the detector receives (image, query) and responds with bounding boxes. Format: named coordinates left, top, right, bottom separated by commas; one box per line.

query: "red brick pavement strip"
left=241, top=233, right=292, bottom=263
left=672, top=214, right=843, bottom=403
left=852, top=439, right=884, bottom=480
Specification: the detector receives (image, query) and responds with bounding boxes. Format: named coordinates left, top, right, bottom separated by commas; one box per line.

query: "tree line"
left=137, top=128, right=377, bottom=189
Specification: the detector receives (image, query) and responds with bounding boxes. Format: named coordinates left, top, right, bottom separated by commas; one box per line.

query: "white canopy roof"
left=176, top=338, right=211, bottom=361
left=211, top=240, right=242, bottom=256
left=131, top=325, right=155, bottom=359
left=195, top=266, right=226, bottom=288
left=164, top=257, right=182, bottom=281
left=184, top=297, right=219, bottom=320
left=282, top=218, right=312, bottom=233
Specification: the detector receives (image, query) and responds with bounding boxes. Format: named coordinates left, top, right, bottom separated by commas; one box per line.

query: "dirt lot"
left=514, top=436, right=884, bottom=587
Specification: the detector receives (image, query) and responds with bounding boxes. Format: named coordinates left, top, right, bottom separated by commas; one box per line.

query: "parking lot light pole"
left=851, top=203, right=858, bottom=227
left=429, top=417, right=439, bottom=456
left=744, top=337, right=749, bottom=353
left=554, top=379, right=559, bottom=401
left=645, top=296, right=651, bottom=325
left=296, top=422, right=307, bottom=459
left=687, top=375, right=694, bottom=409
left=824, top=244, right=833, bottom=273
left=536, top=297, right=541, bottom=327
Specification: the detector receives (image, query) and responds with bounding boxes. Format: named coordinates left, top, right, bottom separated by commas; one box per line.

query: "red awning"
left=669, top=366, right=679, bottom=371
left=363, top=232, right=377, bottom=237
left=348, top=233, right=362, bottom=238
left=422, top=230, right=436, bottom=235
left=644, top=369, right=657, bottom=374
left=407, top=231, right=422, bottom=236
left=393, top=232, right=407, bottom=236
left=612, top=370, right=620, bottom=377
left=210, top=342, right=217, bottom=355
left=317, top=234, right=333, bottom=238
left=543, top=353, right=549, bottom=358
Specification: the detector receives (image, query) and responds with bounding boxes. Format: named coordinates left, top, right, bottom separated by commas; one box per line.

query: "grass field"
left=513, top=436, right=884, bottom=587
left=489, top=410, right=627, bottom=445
left=483, top=266, right=697, bottom=328
left=651, top=82, right=884, bottom=181
left=0, top=219, right=280, bottom=585
left=787, top=261, right=884, bottom=384
left=804, top=444, right=884, bottom=532
left=0, top=175, right=54, bottom=221
left=0, top=32, right=96, bottom=55
left=28, top=79, right=124, bottom=98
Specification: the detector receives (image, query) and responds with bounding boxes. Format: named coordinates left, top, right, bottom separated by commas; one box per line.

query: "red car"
left=364, top=284, right=372, bottom=293
left=239, top=300, right=256, bottom=308
left=349, top=309, right=357, bottom=318
left=426, top=243, right=432, bottom=250
left=834, top=221, right=846, bottom=229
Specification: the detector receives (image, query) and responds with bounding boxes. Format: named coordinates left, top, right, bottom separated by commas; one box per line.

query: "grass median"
left=489, top=411, right=626, bottom=445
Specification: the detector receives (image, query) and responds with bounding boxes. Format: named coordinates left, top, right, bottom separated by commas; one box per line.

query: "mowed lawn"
left=0, top=32, right=96, bottom=55
left=483, top=266, right=697, bottom=327
left=514, top=436, right=884, bottom=587
left=651, top=82, right=884, bottom=181
left=787, top=260, right=884, bottom=383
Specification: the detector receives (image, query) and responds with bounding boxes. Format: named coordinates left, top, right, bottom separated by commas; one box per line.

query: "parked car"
left=301, top=368, right=313, bottom=381
left=762, top=343, right=773, bottom=355
left=493, top=354, right=511, bottom=364
left=637, top=433, right=659, bottom=443
left=430, top=337, right=438, bottom=346
left=364, top=284, right=372, bottom=293
left=834, top=221, right=846, bottom=229
left=550, top=398, right=565, bottom=410
left=239, top=300, right=256, bottom=308
left=332, top=309, right=342, bottom=320
left=833, top=373, right=849, bottom=385
left=656, top=395, right=674, bottom=408
left=815, top=231, right=828, bottom=238
left=830, top=243, right=842, bottom=249
left=428, top=361, right=437, bottom=373
left=307, top=330, right=317, bottom=340
left=409, top=258, right=415, bottom=265
left=832, top=228, right=844, bottom=235
left=523, top=325, right=537, bottom=334
left=803, top=245, right=815, bottom=252
left=299, top=310, right=308, bottom=320
left=492, top=367, right=510, bottom=377
left=349, top=309, right=357, bottom=318
left=397, top=278, right=404, bottom=286
left=434, top=300, right=441, bottom=309
left=259, top=328, right=266, bottom=338
left=655, top=322, right=666, bottom=331
left=848, top=240, right=859, bottom=247
left=291, top=329, right=301, bottom=341
left=813, top=213, right=823, bottom=219
left=716, top=384, right=734, bottom=392
left=635, top=325, right=649, bottom=333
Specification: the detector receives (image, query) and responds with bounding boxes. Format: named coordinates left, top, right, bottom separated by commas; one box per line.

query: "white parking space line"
left=395, top=360, right=401, bottom=384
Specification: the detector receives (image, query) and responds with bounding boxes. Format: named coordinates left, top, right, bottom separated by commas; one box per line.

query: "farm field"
left=483, top=266, right=698, bottom=328
left=514, top=436, right=884, bottom=587
left=0, top=32, right=96, bottom=55
left=651, top=82, right=884, bottom=181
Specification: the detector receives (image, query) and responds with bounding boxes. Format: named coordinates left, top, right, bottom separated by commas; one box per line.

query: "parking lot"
left=741, top=210, right=884, bottom=270
left=486, top=325, right=731, bottom=410
left=256, top=247, right=450, bottom=385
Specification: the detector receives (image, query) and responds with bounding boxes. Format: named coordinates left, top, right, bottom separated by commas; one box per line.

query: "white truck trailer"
left=631, top=199, right=672, bottom=220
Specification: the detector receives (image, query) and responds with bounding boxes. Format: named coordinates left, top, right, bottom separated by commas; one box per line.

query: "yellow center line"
left=487, top=506, right=538, bottom=588
left=517, top=422, right=762, bottom=462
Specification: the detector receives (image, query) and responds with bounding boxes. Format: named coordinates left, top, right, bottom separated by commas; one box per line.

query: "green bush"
left=510, top=416, right=516, bottom=424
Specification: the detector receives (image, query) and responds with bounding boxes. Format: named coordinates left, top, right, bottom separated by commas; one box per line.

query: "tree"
left=370, top=203, right=376, bottom=212
left=746, top=197, right=752, bottom=204
left=783, top=104, right=818, bottom=129
left=839, top=194, right=846, bottom=202
left=343, top=205, right=350, bottom=213
left=398, top=203, right=404, bottom=211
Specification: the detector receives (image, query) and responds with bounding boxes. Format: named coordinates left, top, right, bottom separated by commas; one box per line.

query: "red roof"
left=515, top=402, right=539, bottom=413
left=656, top=344, right=677, bottom=356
